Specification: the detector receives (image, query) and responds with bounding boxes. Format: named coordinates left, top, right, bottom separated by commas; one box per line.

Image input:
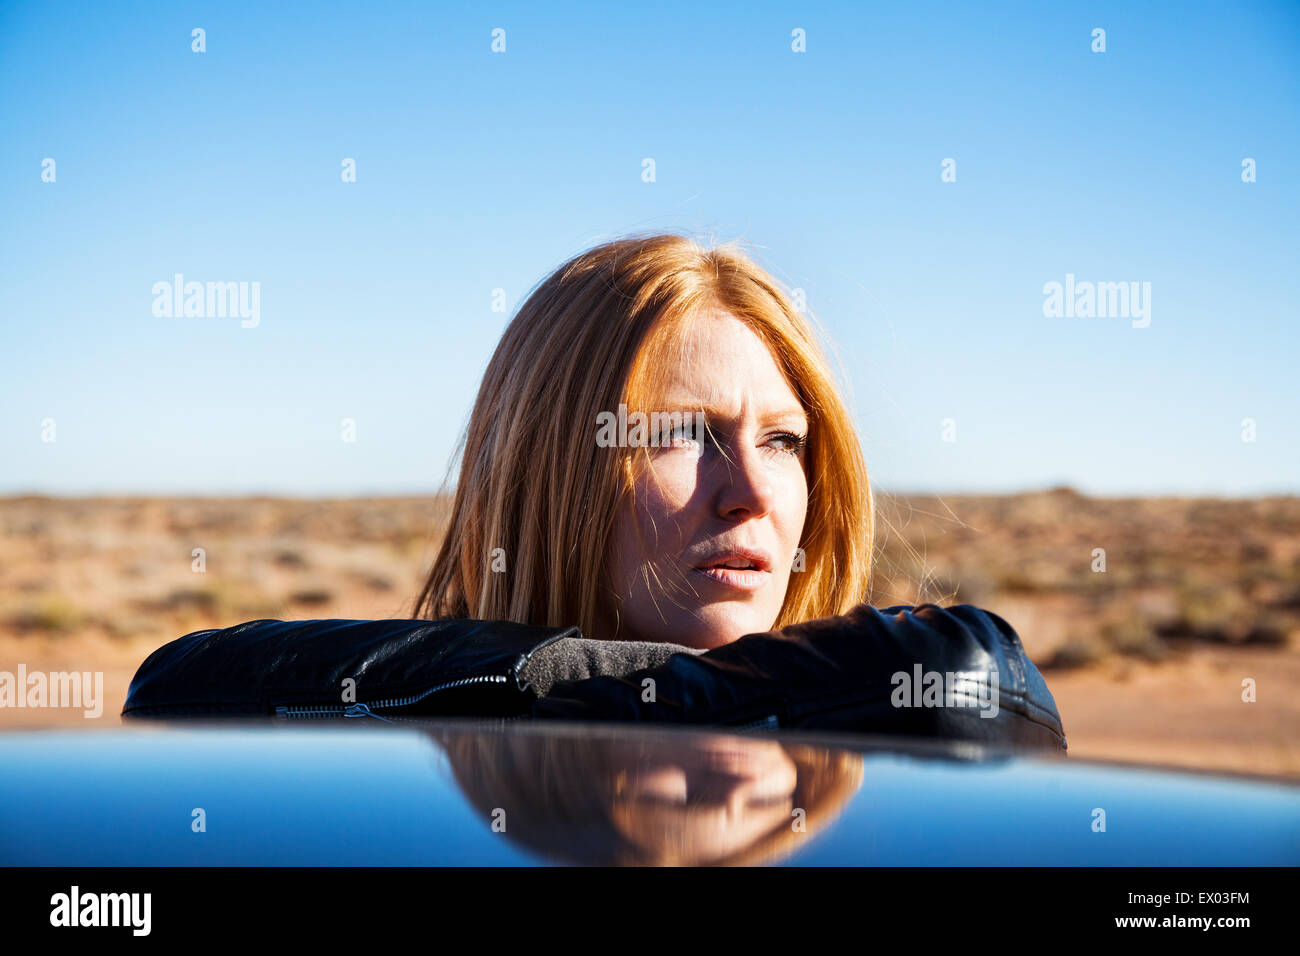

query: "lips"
left=691, top=546, right=774, bottom=592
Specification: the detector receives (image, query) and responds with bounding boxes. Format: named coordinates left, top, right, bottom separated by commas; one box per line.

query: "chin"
left=671, top=605, right=776, bottom=650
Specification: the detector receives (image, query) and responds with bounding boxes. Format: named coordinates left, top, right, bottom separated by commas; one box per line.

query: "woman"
left=413, top=232, right=870, bottom=649
left=433, top=726, right=865, bottom=866
left=123, top=233, right=1065, bottom=753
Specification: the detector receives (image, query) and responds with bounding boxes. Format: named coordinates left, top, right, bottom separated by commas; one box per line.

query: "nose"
left=713, top=443, right=777, bottom=521
left=725, top=784, right=751, bottom=822
left=693, top=771, right=754, bottom=820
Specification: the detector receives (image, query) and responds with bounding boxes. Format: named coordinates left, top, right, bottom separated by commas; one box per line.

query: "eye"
left=668, top=424, right=702, bottom=448
left=746, top=793, right=794, bottom=810
left=651, top=413, right=711, bottom=451
left=653, top=423, right=702, bottom=451
left=766, top=431, right=807, bottom=456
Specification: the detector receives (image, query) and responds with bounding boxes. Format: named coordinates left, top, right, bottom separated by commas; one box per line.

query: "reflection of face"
left=604, top=311, right=810, bottom=649
left=610, top=734, right=799, bottom=865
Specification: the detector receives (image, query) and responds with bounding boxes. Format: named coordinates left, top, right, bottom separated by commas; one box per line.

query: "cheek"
left=631, top=457, right=700, bottom=539
left=774, top=463, right=810, bottom=547
left=612, top=458, right=699, bottom=580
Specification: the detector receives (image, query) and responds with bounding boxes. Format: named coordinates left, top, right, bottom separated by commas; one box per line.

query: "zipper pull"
left=343, top=702, right=395, bottom=723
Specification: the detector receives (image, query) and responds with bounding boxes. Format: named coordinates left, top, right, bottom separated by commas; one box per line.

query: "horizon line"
left=1, top=486, right=1296, bottom=502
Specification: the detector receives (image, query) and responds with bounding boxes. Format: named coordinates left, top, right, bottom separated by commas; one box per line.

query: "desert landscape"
left=1, top=489, right=1297, bottom=779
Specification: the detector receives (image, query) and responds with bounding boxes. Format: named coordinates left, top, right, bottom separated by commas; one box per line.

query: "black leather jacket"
left=122, top=603, right=1067, bottom=751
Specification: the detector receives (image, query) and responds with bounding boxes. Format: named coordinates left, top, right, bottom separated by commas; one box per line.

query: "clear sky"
left=2, top=0, right=1297, bottom=497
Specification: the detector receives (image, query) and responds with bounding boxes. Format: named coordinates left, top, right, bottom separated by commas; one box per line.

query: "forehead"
left=647, top=310, right=805, bottom=417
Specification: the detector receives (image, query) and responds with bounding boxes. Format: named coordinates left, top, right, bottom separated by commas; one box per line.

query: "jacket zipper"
left=275, top=673, right=510, bottom=721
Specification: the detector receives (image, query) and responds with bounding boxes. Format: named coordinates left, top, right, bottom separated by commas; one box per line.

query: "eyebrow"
left=655, top=392, right=806, bottom=421
left=655, top=399, right=809, bottom=426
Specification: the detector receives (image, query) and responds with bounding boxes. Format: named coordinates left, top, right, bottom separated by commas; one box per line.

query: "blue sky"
left=2, top=0, right=1297, bottom=496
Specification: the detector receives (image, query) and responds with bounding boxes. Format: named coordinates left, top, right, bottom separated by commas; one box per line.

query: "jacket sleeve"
left=121, top=617, right=577, bottom=719
left=531, top=603, right=1067, bottom=751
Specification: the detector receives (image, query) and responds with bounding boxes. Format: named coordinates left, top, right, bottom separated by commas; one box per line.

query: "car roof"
left=2, top=720, right=1297, bottom=865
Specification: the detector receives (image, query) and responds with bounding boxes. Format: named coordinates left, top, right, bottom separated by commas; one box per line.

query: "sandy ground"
left=2, top=494, right=1297, bottom=780
left=1046, top=645, right=1299, bottom=778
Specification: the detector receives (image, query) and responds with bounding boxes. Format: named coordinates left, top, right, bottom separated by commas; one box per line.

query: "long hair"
left=431, top=725, right=865, bottom=866
left=410, top=232, right=873, bottom=637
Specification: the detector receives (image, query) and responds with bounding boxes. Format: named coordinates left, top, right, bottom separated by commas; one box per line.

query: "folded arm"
left=121, top=603, right=1065, bottom=751
left=533, top=604, right=1066, bottom=750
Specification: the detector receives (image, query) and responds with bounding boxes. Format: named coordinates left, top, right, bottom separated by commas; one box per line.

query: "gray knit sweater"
left=519, top=636, right=705, bottom=697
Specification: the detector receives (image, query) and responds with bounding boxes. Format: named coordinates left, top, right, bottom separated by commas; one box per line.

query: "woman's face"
left=604, top=311, right=809, bottom=649
left=610, top=735, right=800, bottom=864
